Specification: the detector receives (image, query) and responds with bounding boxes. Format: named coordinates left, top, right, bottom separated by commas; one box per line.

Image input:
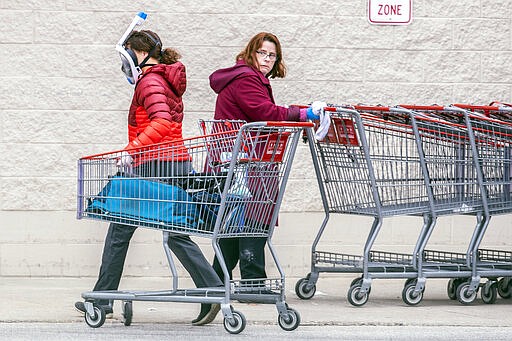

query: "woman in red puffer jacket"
left=75, top=30, right=223, bottom=326
left=125, top=51, right=190, bottom=164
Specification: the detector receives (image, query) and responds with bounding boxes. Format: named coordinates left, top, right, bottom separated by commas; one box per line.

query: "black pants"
left=91, top=160, right=223, bottom=304
left=212, top=237, right=267, bottom=282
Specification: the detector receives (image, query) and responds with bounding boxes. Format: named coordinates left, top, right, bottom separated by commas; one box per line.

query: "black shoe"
left=191, top=303, right=220, bottom=326
left=74, top=301, right=113, bottom=315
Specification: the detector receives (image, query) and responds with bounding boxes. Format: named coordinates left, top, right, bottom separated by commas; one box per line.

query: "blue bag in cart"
left=86, top=175, right=202, bottom=229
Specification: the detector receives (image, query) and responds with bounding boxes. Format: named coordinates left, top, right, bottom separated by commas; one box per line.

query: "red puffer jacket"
left=125, top=62, right=190, bottom=164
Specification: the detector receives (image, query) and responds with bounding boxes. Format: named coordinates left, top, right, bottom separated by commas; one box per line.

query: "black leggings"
left=212, top=237, right=267, bottom=282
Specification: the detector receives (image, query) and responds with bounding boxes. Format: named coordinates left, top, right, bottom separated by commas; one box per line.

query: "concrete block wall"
left=1, top=0, right=512, bottom=279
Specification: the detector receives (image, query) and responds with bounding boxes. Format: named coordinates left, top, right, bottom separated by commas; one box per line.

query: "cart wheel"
left=456, top=281, right=477, bottom=305
left=122, top=300, right=133, bottom=326
left=85, top=305, right=106, bottom=328
left=402, top=281, right=423, bottom=306
left=350, top=276, right=363, bottom=287
left=447, top=279, right=457, bottom=300
left=447, top=278, right=465, bottom=300
left=347, top=283, right=369, bottom=307
left=404, top=278, right=415, bottom=287
left=481, top=282, right=497, bottom=304
left=295, top=277, right=316, bottom=300
left=350, top=277, right=371, bottom=295
left=497, top=277, right=512, bottom=299
left=278, top=307, right=301, bottom=331
left=223, top=310, right=246, bottom=335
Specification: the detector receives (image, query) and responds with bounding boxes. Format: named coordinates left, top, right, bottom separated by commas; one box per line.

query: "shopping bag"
left=86, top=175, right=201, bottom=229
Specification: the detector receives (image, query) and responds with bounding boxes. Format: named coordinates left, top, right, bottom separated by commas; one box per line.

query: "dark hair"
left=236, top=32, right=286, bottom=79
left=126, top=30, right=181, bottom=65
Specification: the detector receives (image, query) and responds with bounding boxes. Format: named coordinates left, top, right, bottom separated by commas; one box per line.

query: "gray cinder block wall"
left=1, top=0, right=512, bottom=279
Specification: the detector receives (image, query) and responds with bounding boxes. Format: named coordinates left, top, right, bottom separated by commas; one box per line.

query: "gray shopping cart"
left=295, top=104, right=509, bottom=306
left=77, top=120, right=313, bottom=333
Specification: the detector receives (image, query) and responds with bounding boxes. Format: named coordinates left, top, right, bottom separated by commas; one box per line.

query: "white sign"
left=368, top=0, right=412, bottom=25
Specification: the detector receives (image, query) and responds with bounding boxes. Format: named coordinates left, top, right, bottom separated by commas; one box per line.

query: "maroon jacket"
left=210, top=60, right=301, bottom=227
left=209, top=60, right=303, bottom=122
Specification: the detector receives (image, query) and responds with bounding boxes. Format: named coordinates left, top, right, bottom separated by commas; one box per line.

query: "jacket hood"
left=209, top=60, right=267, bottom=94
left=141, top=62, right=187, bottom=97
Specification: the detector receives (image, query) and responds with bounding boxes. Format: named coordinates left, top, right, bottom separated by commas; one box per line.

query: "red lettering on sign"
left=378, top=4, right=403, bottom=15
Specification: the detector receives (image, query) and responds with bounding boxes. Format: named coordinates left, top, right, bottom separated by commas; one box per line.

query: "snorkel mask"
left=116, top=12, right=147, bottom=85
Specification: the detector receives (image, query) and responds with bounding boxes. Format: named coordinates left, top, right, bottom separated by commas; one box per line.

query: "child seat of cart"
left=199, top=119, right=252, bottom=233
left=311, top=107, right=360, bottom=146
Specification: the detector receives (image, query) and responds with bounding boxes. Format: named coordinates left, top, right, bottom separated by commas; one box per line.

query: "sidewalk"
left=1, top=275, right=510, bottom=326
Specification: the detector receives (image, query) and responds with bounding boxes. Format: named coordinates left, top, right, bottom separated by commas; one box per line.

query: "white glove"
left=314, top=108, right=331, bottom=141
left=116, top=151, right=133, bottom=171
left=311, top=101, right=327, bottom=116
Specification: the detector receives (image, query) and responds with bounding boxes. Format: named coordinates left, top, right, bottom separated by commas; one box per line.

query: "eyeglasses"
left=256, top=50, right=277, bottom=61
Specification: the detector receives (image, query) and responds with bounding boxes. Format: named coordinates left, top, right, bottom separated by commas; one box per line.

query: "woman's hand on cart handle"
left=292, top=103, right=337, bottom=112
left=116, top=151, right=133, bottom=172
left=265, top=121, right=315, bottom=127
left=303, top=101, right=327, bottom=120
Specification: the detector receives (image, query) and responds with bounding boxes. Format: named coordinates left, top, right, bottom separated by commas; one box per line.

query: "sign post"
left=368, top=0, right=413, bottom=25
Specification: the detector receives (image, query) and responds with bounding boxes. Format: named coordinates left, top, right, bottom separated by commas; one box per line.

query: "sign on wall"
left=368, top=0, right=413, bottom=25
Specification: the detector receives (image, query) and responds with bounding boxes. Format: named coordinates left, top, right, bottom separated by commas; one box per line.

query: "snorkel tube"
left=116, top=12, right=148, bottom=85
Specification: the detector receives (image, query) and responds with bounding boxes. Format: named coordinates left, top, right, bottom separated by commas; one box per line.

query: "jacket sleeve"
left=234, top=75, right=302, bottom=122
left=126, top=117, right=173, bottom=150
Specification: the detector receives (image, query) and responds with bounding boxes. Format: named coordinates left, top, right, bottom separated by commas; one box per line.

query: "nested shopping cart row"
left=295, top=103, right=512, bottom=306
left=77, top=120, right=313, bottom=334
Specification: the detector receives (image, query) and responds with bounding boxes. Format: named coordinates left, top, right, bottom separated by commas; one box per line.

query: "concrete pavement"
left=1, top=275, right=511, bottom=328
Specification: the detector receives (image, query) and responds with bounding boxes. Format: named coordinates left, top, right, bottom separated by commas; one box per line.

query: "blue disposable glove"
left=306, top=107, right=319, bottom=120
left=306, top=101, right=327, bottom=120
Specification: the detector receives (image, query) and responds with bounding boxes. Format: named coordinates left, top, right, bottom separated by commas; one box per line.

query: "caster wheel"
left=404, top=278, right=416, bottom=287
left=295, top=278, right=316, bottom=300
left=350, top=277, right=371, bottom=295
left=350, top=276, right=363, bottom=287
left=223, top=309, right=246, bottom=334
left=278, top=307, right=301, bottom=331
left=447, top=278, right=465, bottom=300
left=85, top=304, right=106, bottom=328
left=447, top=279, right=457, bottom=300
left=481, top=282, right=497, bottom=304
left=456, top=281, right=477, bottom=305
left=347, top=283, right=369, bottom=307
left=122, top=300, right=133, bottom=326
left=402, top=281, right=423, bottom=306
left=497, top=277, right=512, bottom=299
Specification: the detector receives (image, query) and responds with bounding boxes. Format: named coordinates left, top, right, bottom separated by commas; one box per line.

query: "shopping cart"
left=295, top=105, right=432, bottom=306
left=446, top=104, right=512, bottom=303
left=77, top=120, right=313, bottom=333
left=295, top=104, right=491, bottom=306
left=400, top=104, right=512, bottom=304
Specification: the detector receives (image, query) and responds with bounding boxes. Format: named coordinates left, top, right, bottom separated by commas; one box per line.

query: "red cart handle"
left=265, top=121, right=314, bottom=128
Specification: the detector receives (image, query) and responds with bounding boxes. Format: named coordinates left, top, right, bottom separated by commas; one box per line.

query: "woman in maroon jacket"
left=75, top=30, right=223, bottom=326
left=208, top=32, right=324, bottom=302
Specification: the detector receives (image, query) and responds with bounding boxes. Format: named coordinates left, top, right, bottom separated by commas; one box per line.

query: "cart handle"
left=291, top=104, right=338, bottom=112
left=353, top=105, right=391, bottom=112
left=453, top=103, right=512, bottom=113
left=293, top=104, right=398, bottom=113
left=489, top=101, right=512, bottom=107
left=453, top=104, right=499, bottom=111
left=399, top=104, right=446, bottom=111
left=265, top=121, right=314, bottom=128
